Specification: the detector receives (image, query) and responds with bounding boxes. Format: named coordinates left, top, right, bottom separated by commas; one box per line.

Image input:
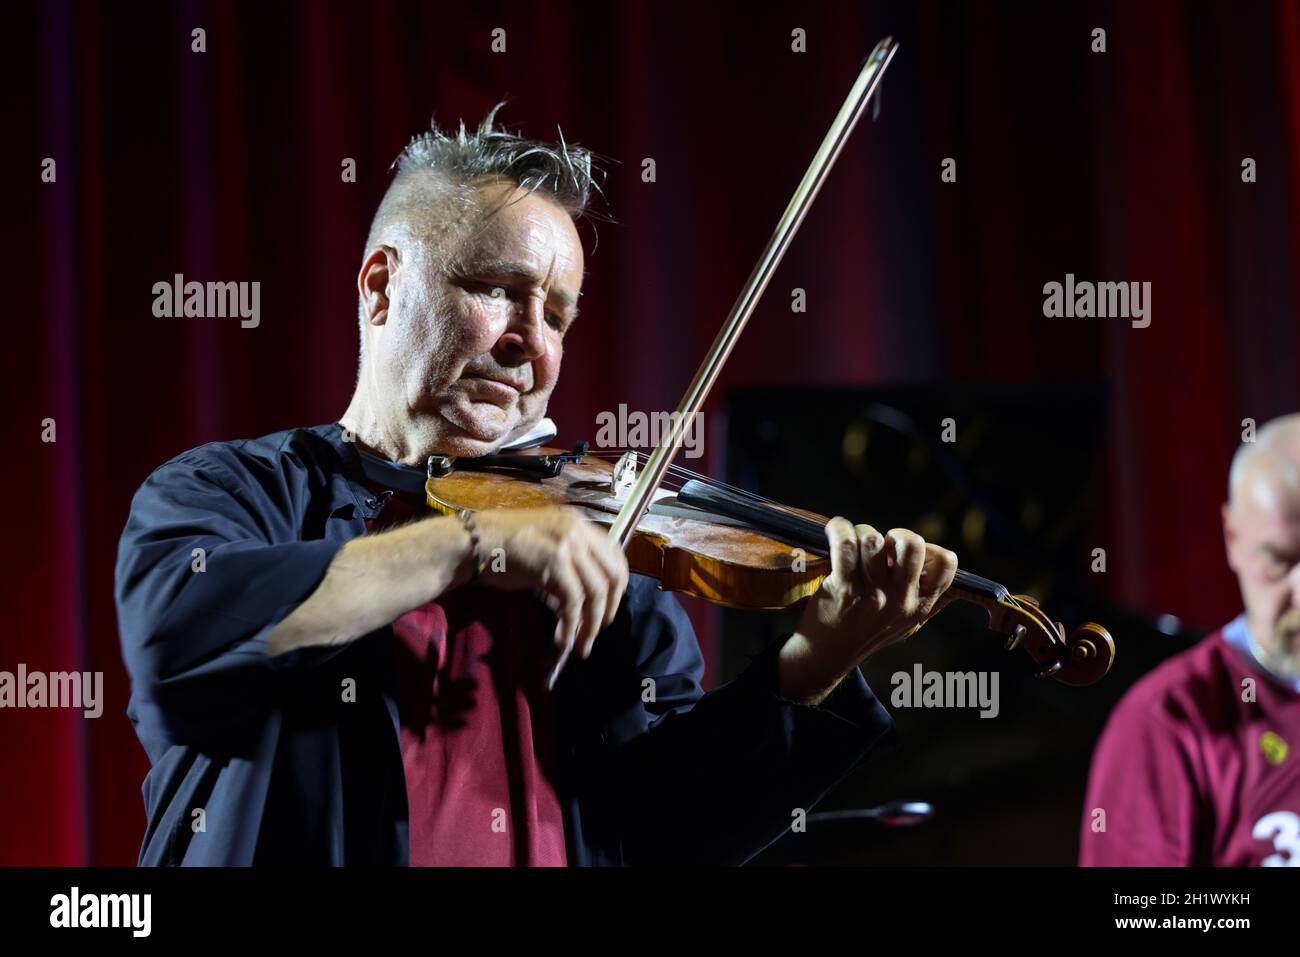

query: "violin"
left=425, top=445, right=1114, bottom=686
left=425, top=37, right=1115, bottom=687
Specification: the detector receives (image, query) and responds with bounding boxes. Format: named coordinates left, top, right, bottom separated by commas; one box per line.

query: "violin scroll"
left=982, top=592, right=1115, bottom=687
left=1058, top=622, right=1116, bottom=687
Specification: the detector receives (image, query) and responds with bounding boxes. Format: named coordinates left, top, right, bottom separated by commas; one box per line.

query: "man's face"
left=368, top=179, right=584, bottom=458
left=1223, top=463, right=1300, bottom=676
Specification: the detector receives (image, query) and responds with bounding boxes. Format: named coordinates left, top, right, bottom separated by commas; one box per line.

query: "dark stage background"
left=5, top=0, right=1300, bottom=865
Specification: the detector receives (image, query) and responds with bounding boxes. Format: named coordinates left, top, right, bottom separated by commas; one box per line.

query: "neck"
left=339, top=383, right=421, bottom=465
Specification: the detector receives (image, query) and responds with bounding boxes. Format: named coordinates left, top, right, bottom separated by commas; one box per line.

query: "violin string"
left=584, top=449, right=758, bottom=498
left=585, top=449, right=807, bottom=515
left=603, top=460, right=822, bottom=527
left=583, top=448, right=1030, bottom=613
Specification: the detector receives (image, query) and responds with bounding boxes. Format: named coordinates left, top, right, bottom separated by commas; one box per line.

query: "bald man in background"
left=1080, top=414, right=1300, bottom=866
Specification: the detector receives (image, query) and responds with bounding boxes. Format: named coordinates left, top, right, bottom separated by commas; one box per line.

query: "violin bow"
left=608, top=38, right=899, bottom=546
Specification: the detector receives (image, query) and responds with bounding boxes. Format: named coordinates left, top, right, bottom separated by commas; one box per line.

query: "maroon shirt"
left=363, top=471, right=567, bottom=866
left=1080, top=628, right=1300, bottom=866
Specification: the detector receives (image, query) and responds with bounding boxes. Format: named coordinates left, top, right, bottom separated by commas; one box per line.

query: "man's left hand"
left=779, top=519, right=958, bottom=705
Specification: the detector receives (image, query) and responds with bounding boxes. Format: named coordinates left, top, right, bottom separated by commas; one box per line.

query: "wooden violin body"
left=427, top=448, right=822, bottom=609
left=426, top=446, right=1116, bottom=687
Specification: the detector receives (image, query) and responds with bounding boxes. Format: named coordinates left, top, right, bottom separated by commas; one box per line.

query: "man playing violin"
left=115, top=109, right=958, bottom=866
left=1081, top=413, right=1300, bottom=866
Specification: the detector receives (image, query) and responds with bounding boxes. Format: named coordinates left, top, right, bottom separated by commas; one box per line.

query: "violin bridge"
left=611, top=451, right=637, bottom=500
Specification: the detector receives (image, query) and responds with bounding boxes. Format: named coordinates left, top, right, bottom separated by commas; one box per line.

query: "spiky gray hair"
left=364, top=102, right=604, bottom=255
left=399, top=103, right=600, bottom=213
left=356, top=103, right=605, bottom=363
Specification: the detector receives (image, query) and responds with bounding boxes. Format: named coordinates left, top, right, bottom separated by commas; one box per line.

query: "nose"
left=493, top=294, right=548, bottom=365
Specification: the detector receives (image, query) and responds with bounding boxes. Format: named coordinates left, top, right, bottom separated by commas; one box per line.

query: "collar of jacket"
left=305, top=422, right=396, bottom=526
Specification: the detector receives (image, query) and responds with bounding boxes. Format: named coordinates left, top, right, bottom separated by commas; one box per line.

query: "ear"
left=1222, top=501, right=1239, bottom=572
left=357, top=244, right=398, bottom=325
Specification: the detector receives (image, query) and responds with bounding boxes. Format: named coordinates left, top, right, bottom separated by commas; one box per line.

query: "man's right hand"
left=470, top=508, right=630, bottom=664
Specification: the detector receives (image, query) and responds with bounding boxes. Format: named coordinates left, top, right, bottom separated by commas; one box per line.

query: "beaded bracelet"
left=456, top=509, right=489, bottom=582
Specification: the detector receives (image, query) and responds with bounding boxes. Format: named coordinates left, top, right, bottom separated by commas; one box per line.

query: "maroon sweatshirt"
left=1080, top=626, right=1300, bottom=866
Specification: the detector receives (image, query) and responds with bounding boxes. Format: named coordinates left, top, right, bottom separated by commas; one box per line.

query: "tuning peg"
left=1004, top=624, right=1027, bottom=652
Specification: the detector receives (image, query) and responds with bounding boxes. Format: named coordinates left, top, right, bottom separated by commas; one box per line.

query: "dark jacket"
left=115, top=423, right=896, bottom=865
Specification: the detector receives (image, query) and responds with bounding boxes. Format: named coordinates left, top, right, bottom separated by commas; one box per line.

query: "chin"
left=429, top=436, right=497, bottom=458
left=434, top=406, right=520, bottom=455
left=1260, top=630, right=1300, bottom=679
